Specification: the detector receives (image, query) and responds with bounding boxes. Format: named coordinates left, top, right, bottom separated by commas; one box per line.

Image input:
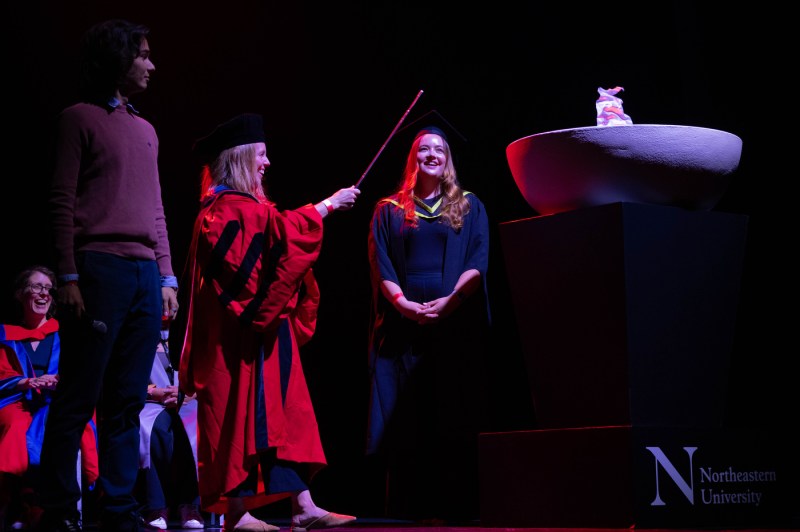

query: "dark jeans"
left=39, top=251, right=162, bottom=522
left=139, top=410, right=199, bottom=512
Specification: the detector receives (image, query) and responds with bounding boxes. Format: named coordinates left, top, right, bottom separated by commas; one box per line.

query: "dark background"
left=3, top=0, right=793, bottom=518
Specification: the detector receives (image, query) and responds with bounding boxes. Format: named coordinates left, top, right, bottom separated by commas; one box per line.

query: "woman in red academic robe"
left=0, top=266, right=98, bottom=529
left=179, top=113, right=360, bottom=532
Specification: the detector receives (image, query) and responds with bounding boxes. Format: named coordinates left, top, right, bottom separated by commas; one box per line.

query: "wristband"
left=392, top=292, right=403, bottom=302
left=323, top=199, right=334, bottom=213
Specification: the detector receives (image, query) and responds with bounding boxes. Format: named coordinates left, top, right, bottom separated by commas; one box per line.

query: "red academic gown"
left=179, top=189, right=326, bottom=513
left=0, top=319, right=99, bottom=484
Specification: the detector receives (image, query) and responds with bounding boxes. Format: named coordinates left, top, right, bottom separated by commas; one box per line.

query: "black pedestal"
left=479, top=203, right=799, bottom=528
left=479, top=425, right=799, bottom=528
left=498, top=202, right=747, bottom=429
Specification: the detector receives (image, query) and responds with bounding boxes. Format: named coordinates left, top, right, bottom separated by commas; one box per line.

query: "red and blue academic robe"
left=179, top=189, right=326, bottom=514
left=0, top=319, right=99, bottom=484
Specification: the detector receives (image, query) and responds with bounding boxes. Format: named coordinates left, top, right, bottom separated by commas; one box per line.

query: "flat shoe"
left=179, top=503, right=205, bottom=529
left=291, top=512, right=357, bottom=532
left=145, top=516, right=168, bottom=530
left=223, top=511, right=280, bottom=532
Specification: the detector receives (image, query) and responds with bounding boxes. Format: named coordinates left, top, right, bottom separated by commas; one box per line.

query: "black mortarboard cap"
left=397, top=109, right=469, bottom=148
left=357, top=108, right=470, bottom=190
left=193, top=113, right=266, bottom=160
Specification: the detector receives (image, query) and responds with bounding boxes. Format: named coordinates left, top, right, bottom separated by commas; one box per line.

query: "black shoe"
left=36, top=510, right=82, bottom=532
left=99, top=511, right=145, bottom=531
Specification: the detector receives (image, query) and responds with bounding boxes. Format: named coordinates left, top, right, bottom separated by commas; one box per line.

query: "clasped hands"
left=394, top=294, right=459, bottom=325
left=20, top=373, right=59, bottom=391
left=147, top=385, right=178, bottom=407
left=148, top=385, right=195, bottom=408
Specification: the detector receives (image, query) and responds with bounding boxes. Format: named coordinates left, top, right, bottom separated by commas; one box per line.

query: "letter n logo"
left=645, top=446, right=697, bottom=506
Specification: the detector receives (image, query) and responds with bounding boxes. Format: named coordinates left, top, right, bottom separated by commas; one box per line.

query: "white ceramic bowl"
left=506, top=124, right=743, bottom=216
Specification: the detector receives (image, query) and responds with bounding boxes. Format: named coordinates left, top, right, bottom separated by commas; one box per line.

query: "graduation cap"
left=396, top=109, right=469, bottom=148
left=396, top=108, right=471, bottom=173
left=193, top=113, right=266, bottom=162
left=356, top=108, right=469, bottom=189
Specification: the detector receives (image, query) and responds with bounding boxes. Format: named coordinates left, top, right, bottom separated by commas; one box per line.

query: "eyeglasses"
left=28, top=283, right=55, bottom=295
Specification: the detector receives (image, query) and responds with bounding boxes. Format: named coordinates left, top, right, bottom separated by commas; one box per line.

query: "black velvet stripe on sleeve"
left=239, top=238, right=285, bottom=327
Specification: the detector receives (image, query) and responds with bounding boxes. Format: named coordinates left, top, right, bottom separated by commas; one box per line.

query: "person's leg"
left=76, top=450, right=82, bottom=521
left=170, top=417, right=197, bottom=508
left=0, top=472, right=22, bottom=529
left=290, top=487, right=357, bottom=532
left=258, top=458, right=355, bottom=531
left=432, top=325, right=484, bottom=523
left=221, top=468, right=279, bottom=532
left=143, top=410, right=172, bottom=514
left=39, top=252, right=118, bottom=526
left=169, top=407, right=203, bottom=528
left=0, top=401, right=31, bottom=527
left=95, top=256, right=161, bottom=528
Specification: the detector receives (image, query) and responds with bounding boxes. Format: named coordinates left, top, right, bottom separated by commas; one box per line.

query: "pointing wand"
left=355, top=89, right=424, bottom=188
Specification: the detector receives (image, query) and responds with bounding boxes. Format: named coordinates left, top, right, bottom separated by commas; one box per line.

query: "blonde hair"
left=199, top=143, right=269, bottom=203
left=395, top=133, right=469, bottom=230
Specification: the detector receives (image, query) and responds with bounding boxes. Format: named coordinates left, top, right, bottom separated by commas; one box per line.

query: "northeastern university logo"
left=645, top=446, right=777, bottom=508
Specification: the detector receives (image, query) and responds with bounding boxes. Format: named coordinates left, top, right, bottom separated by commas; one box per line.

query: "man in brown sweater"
left=37, top=19, right=178, bottom=532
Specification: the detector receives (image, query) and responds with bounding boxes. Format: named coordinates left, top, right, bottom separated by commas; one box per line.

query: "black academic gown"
left=366, top=191, right=491, bottom=520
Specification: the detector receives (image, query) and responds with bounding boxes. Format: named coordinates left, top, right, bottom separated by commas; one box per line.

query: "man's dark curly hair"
left=79, top=19, right=150, bottom=101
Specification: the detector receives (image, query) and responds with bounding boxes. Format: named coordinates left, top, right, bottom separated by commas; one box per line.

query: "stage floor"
left=78, top=518, right=800, bottom=531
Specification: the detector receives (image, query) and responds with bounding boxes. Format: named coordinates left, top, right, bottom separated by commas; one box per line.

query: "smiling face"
left=251, top=142, right=270, bottom=181
left=17, top=270, right=54, bottom=328
left=240, top=142, right=271, bottom=202
left=416, top=133, right=447, bottom=181
left=120, top=37, right=154, bottom=97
